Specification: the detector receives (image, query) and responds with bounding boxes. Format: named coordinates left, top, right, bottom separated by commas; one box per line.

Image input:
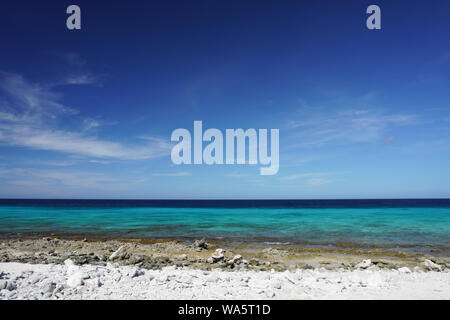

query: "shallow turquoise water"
left=0, top=199, right=449, bottom=252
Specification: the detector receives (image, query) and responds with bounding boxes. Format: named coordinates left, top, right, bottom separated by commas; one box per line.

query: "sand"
left=0, top=261, right=449, bottom=300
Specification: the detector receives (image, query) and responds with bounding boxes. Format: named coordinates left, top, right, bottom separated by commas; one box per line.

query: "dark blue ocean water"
left=0, top=199, right=449, bottom=252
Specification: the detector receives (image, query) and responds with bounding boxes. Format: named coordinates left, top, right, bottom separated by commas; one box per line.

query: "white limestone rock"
left=67, top=271, right=88, bottom=288
left=109, top=246, right=125, bottom=261
left=398, top=267, right=412, bottom=274
left=211, top=249, right=224, bottom=262
left=356, top=259, right=372, bottom=269
left=424, top=259, right=442, bottom=272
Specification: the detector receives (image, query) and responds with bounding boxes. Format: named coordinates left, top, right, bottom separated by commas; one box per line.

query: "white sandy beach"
left=0, top=260, right=448, bottom=300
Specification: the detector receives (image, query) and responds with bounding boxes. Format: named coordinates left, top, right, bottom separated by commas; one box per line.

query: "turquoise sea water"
left=0, top=200, right=449, bottom=253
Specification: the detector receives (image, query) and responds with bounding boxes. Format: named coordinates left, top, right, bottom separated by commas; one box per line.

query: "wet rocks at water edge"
left=0, top=238, right=448, bottom=274
left=193, top=239, right=208, bottom=250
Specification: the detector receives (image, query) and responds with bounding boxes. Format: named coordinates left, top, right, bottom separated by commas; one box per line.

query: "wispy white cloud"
left=37, top=160, right=77, bottom=167
left=51, top=52, right=102, bottom=86
left=279, top=172, right=329, bottom=181
left=306, top=177, right=332, bottom=186
left=0, top=71, right=77, bottom=120
left=4, top=168, right=118, bottom=189
left=64, top=71, right=101, bottom=85
left=82, top=118, right=101, bottom=131
left=225, top=172, right=251, bottom=178
left=287, top=108, right=417, bottom=148
left=8, top=180, right=45, bottom=187
left=0, top=72, right=171, bottom=160
left=88, top=160, right=111, bottom=165
left=152, top=171, right=191, bottom=177
left=31, top=170, right=117, bottom=188
left=279, top=172, right=333, bottom=186
left=35, top=159, right=112, bottom=167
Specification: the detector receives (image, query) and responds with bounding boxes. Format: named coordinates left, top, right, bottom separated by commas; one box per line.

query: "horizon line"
left=1, top=198, right=449, bottom=201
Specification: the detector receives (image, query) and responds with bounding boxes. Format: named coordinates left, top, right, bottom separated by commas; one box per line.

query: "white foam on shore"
left=0, top=262, right=449, bottom=300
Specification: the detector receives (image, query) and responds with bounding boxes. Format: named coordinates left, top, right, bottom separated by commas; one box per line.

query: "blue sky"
left=0, top=0, right=449, bottom=199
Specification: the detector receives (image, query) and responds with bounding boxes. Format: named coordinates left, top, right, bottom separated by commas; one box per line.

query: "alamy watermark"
left=171, top=121, right=279, bottom=175
left=65, top=5, right=381, bottom=31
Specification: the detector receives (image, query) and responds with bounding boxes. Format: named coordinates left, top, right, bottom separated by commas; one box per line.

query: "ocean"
left=0, top=199, right=449, bottom=253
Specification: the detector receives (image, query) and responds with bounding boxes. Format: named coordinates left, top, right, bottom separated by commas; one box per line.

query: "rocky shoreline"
left=0, top=238, right=449, bottom=300
left=1, top=237, right=448, bottom=272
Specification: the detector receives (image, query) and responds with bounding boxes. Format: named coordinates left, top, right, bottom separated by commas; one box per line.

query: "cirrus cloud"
left=0, top=71, right=170, bottom=160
